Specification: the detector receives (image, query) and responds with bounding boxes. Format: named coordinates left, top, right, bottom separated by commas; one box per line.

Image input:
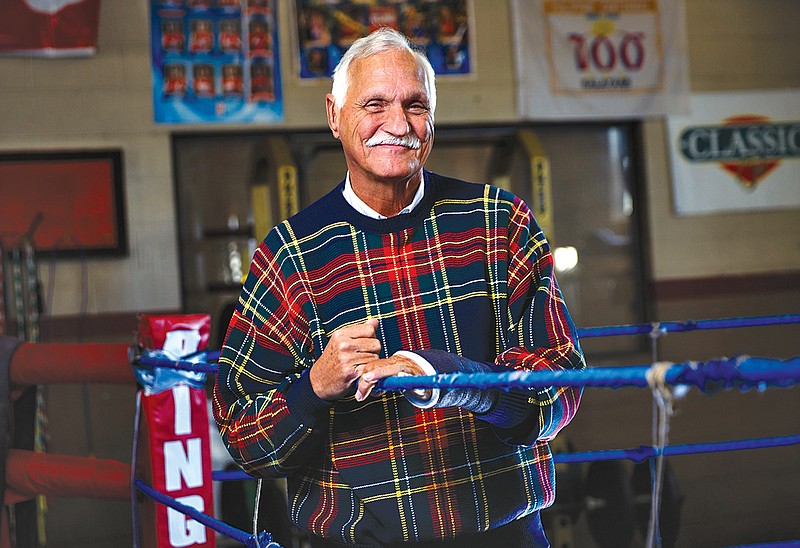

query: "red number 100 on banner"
left=567, top=32, right=646, bottom=72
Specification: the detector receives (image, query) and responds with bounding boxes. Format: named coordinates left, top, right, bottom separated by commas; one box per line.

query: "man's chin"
left=378, top=165, right=423, bottom=180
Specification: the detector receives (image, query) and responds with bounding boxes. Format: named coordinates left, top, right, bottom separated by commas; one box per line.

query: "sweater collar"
left=333, top=170, right=437, bottom=234
left=342, top=172, right=426, bottom=219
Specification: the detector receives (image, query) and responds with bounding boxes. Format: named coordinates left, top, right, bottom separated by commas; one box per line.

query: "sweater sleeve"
left=400, top=192, right=585, bottom=446
left=212, top=229, right=330, bottom=478
left=490, top=194, right=585, bottom=445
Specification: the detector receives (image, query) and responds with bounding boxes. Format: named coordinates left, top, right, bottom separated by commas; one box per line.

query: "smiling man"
left=214, top=27, right=585, bottom=548
left=325, top=42, right=434, bottom=218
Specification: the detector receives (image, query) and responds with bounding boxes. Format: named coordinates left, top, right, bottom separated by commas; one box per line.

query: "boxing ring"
left=1, top=313, right=798, bottom=548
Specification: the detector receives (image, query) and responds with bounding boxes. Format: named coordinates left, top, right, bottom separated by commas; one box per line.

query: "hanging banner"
left=134, top=314, right=215, bottom=548
left=137, top=384, right=216, bottom=548
left=293, top=0, right=473, bottom=79
left=667, top=90, right=800, bottom=217
left=510, top=0, right=689, bottom=119
left=150, top=0, right=283, bottom=124
left=0, top=0, right=100, bottom=57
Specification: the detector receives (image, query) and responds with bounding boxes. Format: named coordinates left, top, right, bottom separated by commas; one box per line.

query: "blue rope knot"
left=648, top=322, right=667, bottom=341
left=245, top=531, right=281, bottom=548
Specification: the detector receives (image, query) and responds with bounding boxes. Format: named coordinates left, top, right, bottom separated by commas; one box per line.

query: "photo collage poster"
left=295, top=0, right=472, bottom=79
left=150, top=0, right=283, bottom=124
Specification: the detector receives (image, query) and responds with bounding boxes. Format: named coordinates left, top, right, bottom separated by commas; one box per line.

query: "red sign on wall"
left=0, top=0, right=101, bottom=57
left=0, top=150, right=126, bottom=256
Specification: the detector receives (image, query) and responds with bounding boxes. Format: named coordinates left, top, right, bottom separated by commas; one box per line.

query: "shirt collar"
left=342, top=172, right=425, bottom=220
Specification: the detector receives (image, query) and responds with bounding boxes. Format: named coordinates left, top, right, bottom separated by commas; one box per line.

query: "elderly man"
left=214, top=27, right=585, bottom=547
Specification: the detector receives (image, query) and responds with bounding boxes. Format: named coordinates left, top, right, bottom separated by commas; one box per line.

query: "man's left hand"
left=355, top=354, right=424, bottom=402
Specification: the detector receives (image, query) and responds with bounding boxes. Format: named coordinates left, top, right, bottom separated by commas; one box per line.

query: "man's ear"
left=325, top=93, right=340, bottom=139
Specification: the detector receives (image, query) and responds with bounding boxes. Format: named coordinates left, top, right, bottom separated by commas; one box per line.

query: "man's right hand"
left=309, top=318, right=381, bottom=400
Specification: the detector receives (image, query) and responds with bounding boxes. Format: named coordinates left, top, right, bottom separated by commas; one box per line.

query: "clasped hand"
left=309, top=318, right=424, bottom=402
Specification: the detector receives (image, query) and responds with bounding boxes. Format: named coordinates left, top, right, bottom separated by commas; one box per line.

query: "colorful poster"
left=667, top=90, right=800, bottom=216
left=294, top=0, right=472, bottom=79
left=150, top=0, right=283, bottom=124
left=0, top=0, right=100, bottom=57
left=510, top=0, right=689, bottom=119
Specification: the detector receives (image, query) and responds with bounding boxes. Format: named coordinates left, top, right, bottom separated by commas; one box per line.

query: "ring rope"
left=550, top=434, right=800, bottom=464
left=134, top=479, right=281, bottom=548
left=576, top=313, right=800, bottom=338
left=137, top=354, right=800, bottom=392
left=375, top=356, right=800, bottom=392
left=211, top=434, right=800, bottom=483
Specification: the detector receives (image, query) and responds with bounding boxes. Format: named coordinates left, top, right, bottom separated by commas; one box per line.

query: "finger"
left=344, top=354, right=379, bottom=379
left=355, top=375, right=377, bottom=402
left=327, top=335, right=379, bottom=361
left=355, top=356, right=419, bottom=402
left=349, top=318, right=380, bottom=340
left=354, top=338, right=382, bottom=355
left=361, top=355, right=421, bottom=382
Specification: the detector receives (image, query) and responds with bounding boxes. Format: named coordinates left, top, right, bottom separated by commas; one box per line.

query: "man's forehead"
left=349, top=53, right=430, bottom=95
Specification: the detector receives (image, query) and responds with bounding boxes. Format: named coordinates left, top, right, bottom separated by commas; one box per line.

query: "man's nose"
left=382, top=104, right=410, bottom=135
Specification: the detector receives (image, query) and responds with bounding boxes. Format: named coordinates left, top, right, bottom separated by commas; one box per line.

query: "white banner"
left=511, top=0, right=689, bottom=119
left=667, top=90, right=800, bottom=216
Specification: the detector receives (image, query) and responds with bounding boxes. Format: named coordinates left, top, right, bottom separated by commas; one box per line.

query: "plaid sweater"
left=213, top=171, right=585, bottom=545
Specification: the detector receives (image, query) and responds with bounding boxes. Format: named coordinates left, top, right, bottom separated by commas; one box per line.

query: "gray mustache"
left=365, top=134, right=421, bottom=149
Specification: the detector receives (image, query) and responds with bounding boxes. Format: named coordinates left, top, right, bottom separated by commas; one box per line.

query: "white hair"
left=330, top=27, right=437, bottom=115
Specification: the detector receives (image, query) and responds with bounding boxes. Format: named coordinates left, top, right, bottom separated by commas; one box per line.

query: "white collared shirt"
left=342, top=173, right=425, bottom=219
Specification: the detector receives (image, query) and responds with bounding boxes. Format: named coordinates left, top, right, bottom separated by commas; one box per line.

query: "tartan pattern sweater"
left=213, top=171, right=585, bottom=545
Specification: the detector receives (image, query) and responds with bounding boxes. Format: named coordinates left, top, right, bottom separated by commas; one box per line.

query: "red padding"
left=9, top=342, right=134, bottom=387
left=4, top=449, right=130, bottom=504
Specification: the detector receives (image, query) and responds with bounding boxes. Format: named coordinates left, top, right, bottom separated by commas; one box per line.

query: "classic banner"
left=510, top=0, right=689, bottom=119
left=0, top=0, right=100, bottom=57
left=667, top=89, right=800, bottom=216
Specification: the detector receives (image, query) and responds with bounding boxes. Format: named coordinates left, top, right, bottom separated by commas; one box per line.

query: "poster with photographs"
left=294, top=0, right=472, bottom=79
left=150, top=0, right=283, bottom=124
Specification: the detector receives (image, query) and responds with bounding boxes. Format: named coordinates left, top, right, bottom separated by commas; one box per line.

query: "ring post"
left=133, top=314, right=216, bottom=548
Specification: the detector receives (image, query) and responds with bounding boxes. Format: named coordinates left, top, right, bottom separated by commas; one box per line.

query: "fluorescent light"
left=554, top=246, right=579, bottom=273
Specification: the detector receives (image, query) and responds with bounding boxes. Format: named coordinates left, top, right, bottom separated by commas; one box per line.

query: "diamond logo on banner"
left=718, top=116, right=780, bottom=189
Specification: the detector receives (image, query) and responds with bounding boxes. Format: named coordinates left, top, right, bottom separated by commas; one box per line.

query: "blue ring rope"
left=211, top=433, right=800, bottom=481
left=375, top=356, right=800, bottom=392
left=134, top=479, right=280, bottom=548
left=136, top=354, right=800, bottom=391
left=576, top=313, right=800, bottom=338
left=552, top=434, right=800, bottom=464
